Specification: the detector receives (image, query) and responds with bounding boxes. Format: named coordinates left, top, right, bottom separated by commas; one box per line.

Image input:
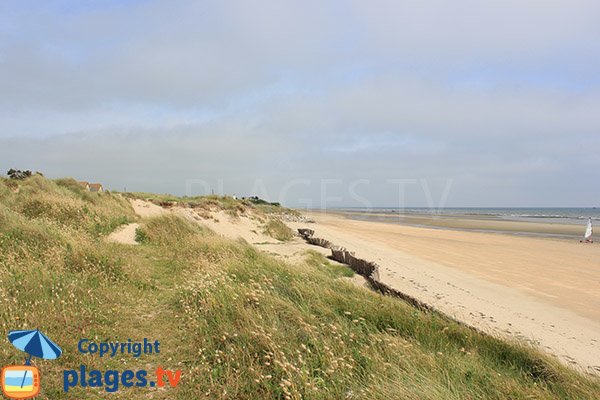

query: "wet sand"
left=339, top=210, right=585, bottom=238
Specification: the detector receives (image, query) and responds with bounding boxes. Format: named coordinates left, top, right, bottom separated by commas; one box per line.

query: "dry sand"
left=130, top=198, right=168, bottom=218
left=106, top=199, right=168, bottom=245
left=107, top=222, right=140, bottom=245
left=173, top=207, right=322, bottom=264
left=286, top=211, right=600, bottom=375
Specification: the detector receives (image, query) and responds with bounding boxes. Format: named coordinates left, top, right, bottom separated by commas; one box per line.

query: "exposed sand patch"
left=172, top=208, right=315, bottom=263
left=344, top=273, right=369, bottom=289
left=177, top=209, right=275, bottom=244
left=255, top=240, right=328, bottom=264
left=106, top=199, right=166, bottom=245
left=130, top=199, right=168, bottom=218
left=107, top=223, right=140, bottom=245
left=128, top=200, right=313, bottom=262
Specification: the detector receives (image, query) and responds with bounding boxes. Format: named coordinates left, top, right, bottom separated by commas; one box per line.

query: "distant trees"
left=7, top=169, right=43, bottom=180
left=243, top=196, right=281, bottom=207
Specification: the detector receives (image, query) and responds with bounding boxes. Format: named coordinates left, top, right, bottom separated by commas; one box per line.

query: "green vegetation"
left=244, top=195, right=281, bottom=207
left=1, top=175, right=599, bottom=399
left=263, top=218, right=295, bottom=241
left=305, top=250, right=355, bottom=278
left=134, top=226, right=149, bottom=244
left=7, top=168, right=42, bottom=180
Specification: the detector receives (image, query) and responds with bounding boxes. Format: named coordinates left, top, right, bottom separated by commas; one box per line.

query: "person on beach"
left=581, top=217, right=593, bottom=243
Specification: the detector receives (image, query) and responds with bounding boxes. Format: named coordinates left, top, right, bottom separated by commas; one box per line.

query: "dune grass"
left=1, top=175, right=599, bottom=399
left=262, top=218, right=295, bottom=241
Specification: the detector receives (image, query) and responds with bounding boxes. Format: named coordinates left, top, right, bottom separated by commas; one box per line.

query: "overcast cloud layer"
left=1, top=0, right=599, bottom=207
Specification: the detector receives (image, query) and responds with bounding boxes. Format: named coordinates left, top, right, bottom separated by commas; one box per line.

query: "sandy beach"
left=170, top=201, right=600, bottom=375
left=285, top=211, right=600, bottom=375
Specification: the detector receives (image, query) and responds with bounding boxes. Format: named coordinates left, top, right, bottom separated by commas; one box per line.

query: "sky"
left=1, top=0, right=599, bottom=208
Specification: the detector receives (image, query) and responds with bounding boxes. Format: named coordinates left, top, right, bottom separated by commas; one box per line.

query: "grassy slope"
left=0, top=176, right=599, bottom=399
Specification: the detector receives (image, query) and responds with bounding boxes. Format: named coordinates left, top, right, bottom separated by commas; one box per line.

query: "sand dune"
left=130, top=198, right=168, bottom=218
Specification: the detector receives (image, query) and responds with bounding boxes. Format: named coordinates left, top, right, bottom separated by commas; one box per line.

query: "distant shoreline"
left=309, top=209, right=588, bottom=239
left=326, top=207, right=599, bottom=223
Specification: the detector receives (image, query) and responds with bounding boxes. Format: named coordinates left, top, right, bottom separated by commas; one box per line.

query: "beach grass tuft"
left=262, top=218, right=295, bottom=241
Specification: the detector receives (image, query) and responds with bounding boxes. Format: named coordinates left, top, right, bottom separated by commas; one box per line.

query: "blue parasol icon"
left=8, top=329, right=62, bottom=364
left=8, top=329, right=62, bottom=390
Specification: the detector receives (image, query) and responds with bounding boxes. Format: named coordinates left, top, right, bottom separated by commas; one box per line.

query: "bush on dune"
left=137, top=214, right=206, bottom=246
left=263, top=218, right=295, bottom=241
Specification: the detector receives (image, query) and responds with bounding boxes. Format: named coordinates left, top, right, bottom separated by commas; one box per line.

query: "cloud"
left=0, top=0, right=599, bottom=206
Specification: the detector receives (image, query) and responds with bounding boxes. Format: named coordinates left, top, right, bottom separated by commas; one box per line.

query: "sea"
left=333, top=207, right=599, bottom=226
